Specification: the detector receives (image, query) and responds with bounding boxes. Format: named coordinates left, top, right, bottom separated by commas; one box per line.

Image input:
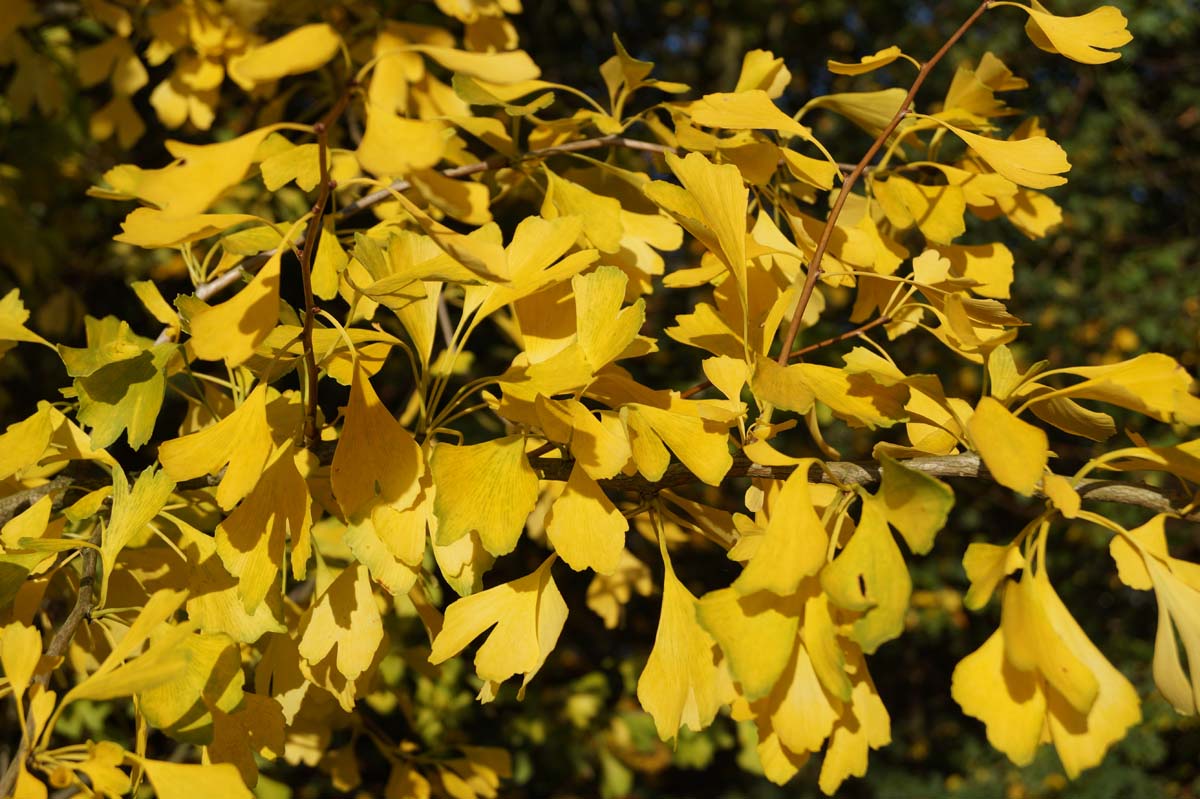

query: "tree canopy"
left=0, top=1, right=1197, bottom=797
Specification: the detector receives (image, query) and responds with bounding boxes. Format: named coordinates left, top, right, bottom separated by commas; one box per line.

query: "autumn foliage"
left=0, top=1, right=1198, bottom=797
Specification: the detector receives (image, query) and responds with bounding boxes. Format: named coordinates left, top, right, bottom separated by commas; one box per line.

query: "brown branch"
left=296, top=84, right=355, bottom=449
left=530, top=452, right=1200, bottom=523
left=775, top=0, right=993, bottom=365
left=0, top=545, right=99, bottom=798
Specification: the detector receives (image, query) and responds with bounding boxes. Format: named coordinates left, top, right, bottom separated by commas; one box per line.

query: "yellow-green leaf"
left=430, top=436, right=538, bottom=555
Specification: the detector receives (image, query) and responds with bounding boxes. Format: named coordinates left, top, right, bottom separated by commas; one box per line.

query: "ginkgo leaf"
left=429, top=555, right=566, bottom=696
left=0, top=404, right=53, bottom=481
left=545, top=463, right=627, bottom=574
left=586, top=549, right=653, bottom=629
left=542, top=169, right=623, bottom=253
left=140, top=759, right=253, bottom=799
left=962, top=540, right=1026, bottom=610
left=820, top=493, right=911, bottom=654
left=574, top=266, right=646, bottom=372
left=878, top=455, right=954, bottom=555
left=689, top=90, right=811, bottom=139
left=734, top=49, right=791, bottom=98
left=356, top=105, right=446, bottom=176
left=827, top=46, right=905, bottom=75
left=100, top=465, right=174, bottom=605
left=67, top=592, right=195, bottom=703
left=189, top=249, right=282, bottom=367
left=98, top=126, right=281, bottom=216
left=697, top=588, right=799, bottom=701
left=625, top=404, right=733, bottom=486
left=938, top=121, right=1070, bottom=189
left=114, top=208, right=259, bottom=248
left=228, top=23, right=341, bottom=90
left=646, top=152, right=748, bottom=302
left=968, top=397, right=1047, bottom=496
left=0, top=289, right=50, bottom=357
left=430, top=436, right=539, bottom=555
left=59, top=315, right=173, bottom=450
left=260, top=142, right=321, bottom=192
left=637, top=535, right=725, bottom=741
left=952, top=628, right=1047, bottom=765
left=1017, top=0, right=1133, bottom=64
left=216, top=444, right=311, bottom=613
left=138, top=632, right=244, bottom=744
left=298, top=563, right=384, bottom=686
left=734, top=462, right=827, bottom=596
left=1027, top=353, right=1200, bottom=425
left=0, top=622, right=41, bottom=699
left=158, top=385, right=276, bottom=510
left=332, top=366, right=426, bottom=519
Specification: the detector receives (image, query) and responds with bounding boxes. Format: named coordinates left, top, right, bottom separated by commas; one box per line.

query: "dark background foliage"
left=1, top=1, right=1197, bottom=797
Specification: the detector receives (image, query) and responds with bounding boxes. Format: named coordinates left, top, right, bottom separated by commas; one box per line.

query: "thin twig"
left=775, top=0, right=993, bottom=365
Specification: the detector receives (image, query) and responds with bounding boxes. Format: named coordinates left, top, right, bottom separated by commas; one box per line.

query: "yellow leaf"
left=215, top=444, right=311, bottom=612
left=140, top=759, right=253, bottom=799
left=879, top=454, right=954, bottom=555
left=356, top=105, right=445, bottom=176
left=698, top=588, right=799, bottom=701
left=430, top=436, right=539, bottom=555
left=545, top=463, right=627, bottom=574
left=637, top=535, right=725, bottom=741
left=298, top=563, right=384, bottom=686
left=1033, top=353, right=1200, bottom=425
left=625, top=404, right=732, bottom=486
left=0, top=622, right=41, bottom=699
left=734, top=462, right=828, bottom=596
left=114, top=208, right=258, bottom=248
left=158, top=385, right=276, bottom=510
left=816, top=648, right=891, bottom=795
left=0, top=403, right=52, bottom=481
left=586, top=549, right=653, bottom=629
left=228, top=24, right=341, bottom=90
left=574, top=266, right=647, bottom=372
left=780, top=149, right=838, bottom=191
left=809, top=88, right=907, bottom=138
left=100, top=465, right=175, bottom=605
left=646, top=152, right=748, bottom=302
left=137, top=632, right=244, bottom=743
left=827, top=46, right=905, bottom=75
left=1145, top=557, right=1200, bottom=715
left=542, top=169, right=623, bottom=253
left=0, top=289, right=51, bottom=356
left=1042, top=472, right=1080, bottom=518
left=411, top=167, right=493, bottom=226
left=734, top=50, right=791, bottom=98
left=99, top=126, right=280, bottom=216
left=332, top=366, right=426, bottom=519
left=189, top=249, right=281, bottom=367
left=968, top=397, right=1048, bottom=496
left=413, top=45, right=540, bottom=83
left=952, top=629, right=1047, bottom=765
left=1001, top=573, right=1098, bottom=715
left=1019, top=1, right=1132, bottom=64
left=429, top=555, right=566, bottom=695
left=1032, top=571, right=1141, bottom=777
left=689, top=90, right=811, bottom=139
left=433, top=529, right=495, bottom=597
left=76, top=742, right=130, bottom=798
left=260, top=142, right=320, bottom=192
left=940, top=121, right=1070, bottom=189
left=962, top=540, right=1025, bottom=610
left=820, top=493, right=911, bottom=653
